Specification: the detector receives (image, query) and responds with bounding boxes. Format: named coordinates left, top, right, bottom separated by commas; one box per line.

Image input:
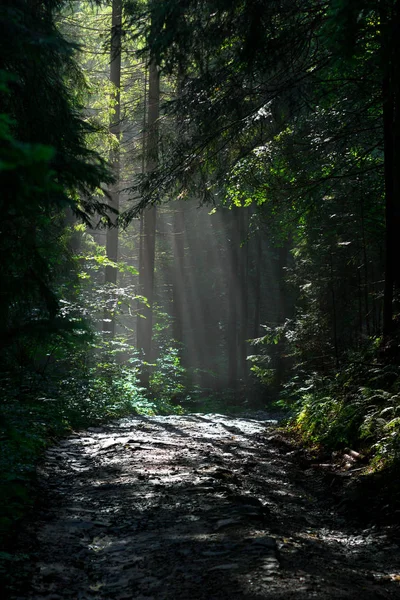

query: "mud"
left=10, top=413, right=400, bottom=599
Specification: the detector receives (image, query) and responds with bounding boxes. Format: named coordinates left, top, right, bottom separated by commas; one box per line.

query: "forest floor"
left=6, top=412, right=400, bottom=600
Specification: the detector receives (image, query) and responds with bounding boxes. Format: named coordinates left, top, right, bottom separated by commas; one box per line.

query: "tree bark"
left=253, top=232, right=262, bottom=338
left=274, top=240, right=291, bottom=386
left=172, top=201, right=185, bottom=346
left=382, top=0, right=400, bottom=337
left=103, top=0, right=122, bottom=337
left=238, top=208, right=249, bottom=383
left=330, top=250, right=340, bottom=369
left=137, top=59, right=159, bottom=383
left=227, top=208, right=240, bottom=393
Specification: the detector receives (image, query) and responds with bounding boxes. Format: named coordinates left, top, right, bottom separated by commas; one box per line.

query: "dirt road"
left=10, top=413, right=400, bottom=599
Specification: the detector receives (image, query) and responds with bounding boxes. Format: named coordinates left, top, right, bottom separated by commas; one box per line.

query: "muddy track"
left=10, top=413, right=400, bottom=599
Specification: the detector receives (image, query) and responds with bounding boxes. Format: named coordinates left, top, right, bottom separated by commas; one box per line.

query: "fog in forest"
left=94, top=199, right=288, bottom=394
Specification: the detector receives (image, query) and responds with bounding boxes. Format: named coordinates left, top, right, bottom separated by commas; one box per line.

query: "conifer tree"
left=0, top=0, right=110, bottom=366
left=104, top=0, right=123, bottom=337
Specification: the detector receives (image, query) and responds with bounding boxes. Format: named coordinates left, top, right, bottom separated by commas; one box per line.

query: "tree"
left=137, top=57, right=160, bottom=381
left=171, top=199, right=186, bottom=347
left=104, top=0, right=123, bottom=337
left=380, top=0, right=400, bottom=336
left=0, top=0, right=110, bottom=368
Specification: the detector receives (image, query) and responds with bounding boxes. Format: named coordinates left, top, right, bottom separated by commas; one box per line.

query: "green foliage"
left=0, top=332, right=189, bottom=551
left=0, top=0, right=117, bottom=552
left=280, top=352, right=400, bottom=468
left=0, top=0, right=112, bottom=373
left=248, top=324, right=286, bottom=386
left=149, top=346, right=186, bottom=408
left=251, top=323, right=400, bottom=469
left=56, top=348, right=153, bottom=425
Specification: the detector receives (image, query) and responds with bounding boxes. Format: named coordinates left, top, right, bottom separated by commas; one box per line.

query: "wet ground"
left=10, top=413, right=400, bottom=599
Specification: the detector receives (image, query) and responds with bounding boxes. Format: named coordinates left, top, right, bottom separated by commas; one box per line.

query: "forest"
left=1, top=0, right=400, bottom=597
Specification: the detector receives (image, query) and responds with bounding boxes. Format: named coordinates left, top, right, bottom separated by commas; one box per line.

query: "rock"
left=127, top=443, right=142, bottom=450
left=39, top=564, right=66, bottom=580
left=201, top=550, right=232, bottom=557
left=249, top=536, right=277, bottom=550
left=140, top=576, right=162, bottom=588
left=100, top=439, right=120, bottom=450
left=69, top=465, right=91, bottom=473
left=63, top=519, right=95, bottom=531
left=208, top=564, right=239, bottom=571
left=227, top=494, right=264, bottom=508
left=209, top=467, right=237, bottom=480
left=107, top=569, right=147, bottom=586
left=261, top=557, right=280, bottom=572
left=215, top=518, right=243, bottom=531
left=236, top=508, right=267, bottom=522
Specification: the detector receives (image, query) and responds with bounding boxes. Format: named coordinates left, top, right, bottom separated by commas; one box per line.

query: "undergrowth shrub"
left=251, top=327, right=400, bottom=468
left=287, top=363, right=400, bottom=467
left=0, top=335, right=186, bottom=550
left=149, top=346, right=186, bottom=411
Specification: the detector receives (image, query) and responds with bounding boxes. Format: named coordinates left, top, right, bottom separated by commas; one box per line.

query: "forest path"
left=13, top=413, right=400, bottom=599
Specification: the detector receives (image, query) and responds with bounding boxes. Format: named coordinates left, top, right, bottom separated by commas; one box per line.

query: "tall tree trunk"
left=137, top=59, right=159, bottom=384
left=103, top=0, right=122, bottom=337
left=357, top=267, right=363, bottom=341
left=137, top=68, right=147, bottom=348
left=382, top=0, right=400, bottom=338
left=274, top=240, right=290, bottom=387
left=330, top=250, right=340, bottom=369
left=227, top=208, right=239, bottom=393
left=171, top=72, right=186, bottom=358
left=172, top=201, right=185, bottom=347
left=360, top=199, right=371, bottom=336
left=65, top=206, right=81, bottom=255
left=382, top=69, right=394, bottom=336
left=253, top=232, right=262, bottom=338
left=238, top=208, right=249, bottom=383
